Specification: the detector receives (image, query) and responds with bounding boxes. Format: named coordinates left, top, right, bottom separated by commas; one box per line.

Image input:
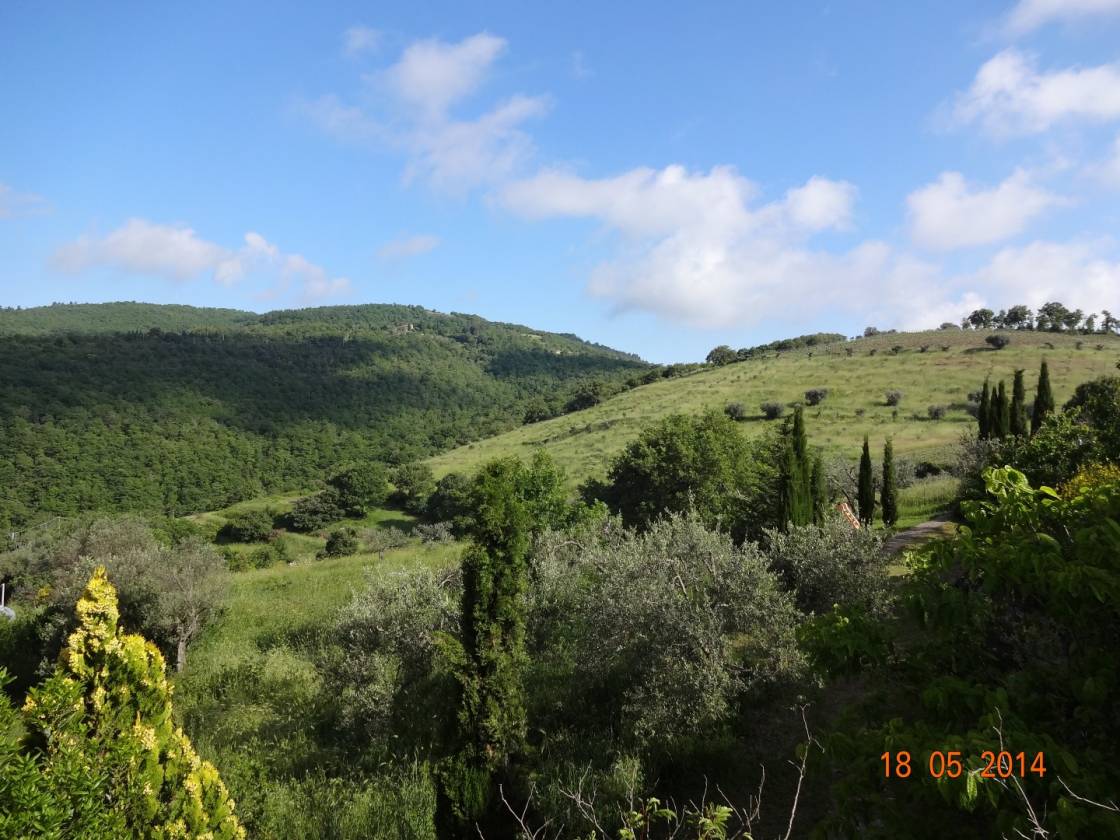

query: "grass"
left=426, top=329, right=1120, bottom=487
left=895, top=475, right=961, bottom=529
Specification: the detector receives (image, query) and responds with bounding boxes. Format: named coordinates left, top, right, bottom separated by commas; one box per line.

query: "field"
left=427, top=329, right=1120, bottom=486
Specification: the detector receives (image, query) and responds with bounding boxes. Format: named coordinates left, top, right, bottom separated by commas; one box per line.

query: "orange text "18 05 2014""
left=880, top=750, right=1047, bottom=779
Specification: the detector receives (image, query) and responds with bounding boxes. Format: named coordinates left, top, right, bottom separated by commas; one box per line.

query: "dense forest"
left=0, top=303, right=649, bottom=528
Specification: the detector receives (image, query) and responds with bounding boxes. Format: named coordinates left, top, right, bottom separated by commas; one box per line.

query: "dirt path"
left=883, top=514, right=957, bottom=555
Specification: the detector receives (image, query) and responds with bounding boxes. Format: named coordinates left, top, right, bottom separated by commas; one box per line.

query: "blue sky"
left=2, top=1, right=1119, bottom=362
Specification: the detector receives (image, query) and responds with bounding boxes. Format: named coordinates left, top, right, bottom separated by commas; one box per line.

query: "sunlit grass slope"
left=427, top=329, right=1120, bottom=486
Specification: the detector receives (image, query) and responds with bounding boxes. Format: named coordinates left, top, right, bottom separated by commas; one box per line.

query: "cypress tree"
left=1010, top=369, right=1028, bottom=437
left=881, top=438, right=898, bottom=527
left=978, top=379, right=991, bottom=440
left=779, top=407, right=814, bottom=528
left=858, top=436, right=875, bottom=526
left=994, top=380, right=1010, bottom=439
left=1031, top=359, right=1055, bottom=434
left=436, top=458, right=532, bottom=835
left=810, top=453, right=827, bottom=525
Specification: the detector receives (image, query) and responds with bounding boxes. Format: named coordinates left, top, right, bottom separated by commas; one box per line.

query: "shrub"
left=415, top=521, right=453, bottom=544
left=764, top=520, right=889, bottom=616
left=218, top=508, right=274, bottom=543
left=530, top=513, right=804, bottom=748
left=885, top=389, right=904, bottom=406
left=363, top=526, right=410, bottom=560
left=284, top=490, right=346, bottom=532
left=723, top=401, right=748, bottom=421
left=927, top=404, right=947, bottom=420
left=3, top=569, right=245, bottom=838
left=854, top=408, right=866, bottom=417
left=760, top=401, right=785, bottom=420
left=328, top=463, right=390, bottom=516
left=891, top=345, right=904, bottom=355
left=319, top=527, right=360, bottom=559
left=985, top=334, right=1010, bottom=350
left=804, top=388, right=829, bottom=406
left=391, top=463, right=436, bottom=515
left=588, top=412, right=781, bottom=542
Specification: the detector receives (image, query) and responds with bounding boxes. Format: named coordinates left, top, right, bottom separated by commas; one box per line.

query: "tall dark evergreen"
left=778, top=407, right=813, bottom=528
left=436, top=458, right=532, bottom=836
left=978, top=379, right=992, bottom=440
left=810, top=453, right=828, bottom=525
left=994, top=380, right=1011, bottom=439
left=1031, top=359, right=1055, bottom=434
left=1010, top=369, right=1028, bottom=437
left=881, top=438, right=898, bottom=528
left=857, top=436, right=875, bottom=526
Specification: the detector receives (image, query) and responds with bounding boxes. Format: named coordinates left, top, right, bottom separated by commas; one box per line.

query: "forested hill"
left=0, top=302, right=648, bottom=528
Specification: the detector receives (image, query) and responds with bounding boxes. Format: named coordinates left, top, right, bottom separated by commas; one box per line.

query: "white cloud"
left=384, top=32, right=506, bottom=117
left=500, top=165, right=864, bottom=329
left=968, top=239, right=1120, bottom=314
left=906, top=169, right=1061, bottom=250
left=52, top=219, right=230, bottom=280
left=342, top=25, right=380, bottom=58
left=1006, top=0, right=1120, bottom=33
left=782, top=176, right=857, bottom=231
left=302, top=32, right=546, bottom=193
left=52, top=219, right=349, bottom=300
left=953, top=49, right=1120, bottom=135
left=377, top=233, right=440, bottom=260
left=0, top=183, right=50, bottom=218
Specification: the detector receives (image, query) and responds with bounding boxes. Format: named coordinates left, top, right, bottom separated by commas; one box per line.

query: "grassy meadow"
left=427, top=329, right=1120, bottom=486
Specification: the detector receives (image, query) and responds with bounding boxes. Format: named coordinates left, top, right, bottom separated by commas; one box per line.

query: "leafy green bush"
left=760, top=401, right=785, bottom=419
left=724, top=401, right=748, bottom=421
left=884, top=389, right=904, bottom=406
left=328, top=463, right=390, bottom=517
left=587, top=412, right=780, bottom=542
left=804, top=388, right=829, bottom=406
left=763, top=519, right=889, bottom=616
left=284, top=490, right=346, bottom=532
left=219, top=508, right=274, bottom=543
left=319, top=527, right=360, bottom=559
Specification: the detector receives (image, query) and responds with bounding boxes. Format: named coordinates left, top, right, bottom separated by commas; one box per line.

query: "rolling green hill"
left=0, top=303, right=648, bottom=528
left=426, top=328, right=1120, bottom=485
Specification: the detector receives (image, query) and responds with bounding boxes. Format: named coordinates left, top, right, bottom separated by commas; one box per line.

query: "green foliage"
left=392, top=462, right=437, bottom=515
left=284, top=490, right=346, bottom=532
left=219, top=508, right=274, bottom=543
left=436, top=456, right=539, bottom=831
left=1065, top=375, right=1120, bottom=460
left=0, top=516, right=227, bottom=677
left=0, top=303, right=647, bottom=529
left=328, top=463, right=390, bottom=517
left=2, top=568, right=245, bottom=838
left=858, top=437, right=875, bottom=525
left=1031, top=359, right=1055, bottom=434
left=705, top=345, right=738, bottom=366
left=978, top=379, right=991, bottom=440
left=723, top=401, right=747, bottom=421
left=881, top=438, right=898, bottom=527
left=993, top=379, right=1011, bottom=439
left=778, top=407, right=814, bottom=529
left=816, top=467, right=1120, bottom=838
left=1010, top=368, right=1028, bottom=437
left=810, top=453, right=828, bottom=525
left=885, top=389, right=903, bottom=406
left=804, top=387, right=829, bottom=406
left=589, top=411, right=780, bottom=542
left=426, top=472, right=472, bottom=531
left=766, top=519, right=889, bottom=617
left=319, top=527, right=359, bottom=559
left=760, top=400, right=785, bottom=419
left=530, top=511, right=804, bottom=749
